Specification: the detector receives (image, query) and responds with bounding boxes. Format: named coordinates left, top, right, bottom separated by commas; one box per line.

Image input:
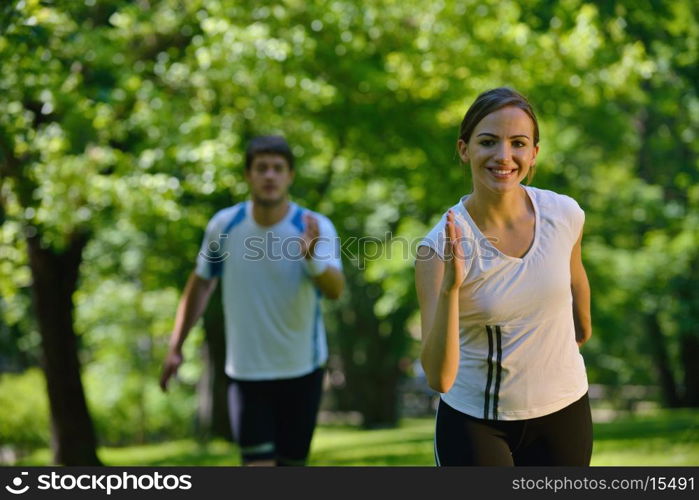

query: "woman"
left=415, top=87, right=593, bottom=466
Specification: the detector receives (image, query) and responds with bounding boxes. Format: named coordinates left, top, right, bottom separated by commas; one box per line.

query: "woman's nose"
left=493, top=143, right=511, bottom=163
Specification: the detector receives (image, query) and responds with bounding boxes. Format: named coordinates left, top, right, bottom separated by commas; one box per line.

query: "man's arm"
left=301, top=214, right=344, bottom=300
left=309, top=266, right=344, bottom=300
left=160, top=271, right=219, bottom=391
left=570, top=230, right=592, bottom=347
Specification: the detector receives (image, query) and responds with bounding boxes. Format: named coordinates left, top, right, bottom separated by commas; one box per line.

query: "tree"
left=1, top=0, right=105, bottom=464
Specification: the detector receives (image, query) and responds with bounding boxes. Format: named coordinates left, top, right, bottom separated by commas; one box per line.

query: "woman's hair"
left=245, top=135, right=295, bottom=170
left=458, top=87, right=539, bottom=183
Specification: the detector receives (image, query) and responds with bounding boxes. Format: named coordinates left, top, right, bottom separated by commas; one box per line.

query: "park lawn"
left=16, top=408, right=698, bottom=466
left=589, top=408, right=699, bottom=466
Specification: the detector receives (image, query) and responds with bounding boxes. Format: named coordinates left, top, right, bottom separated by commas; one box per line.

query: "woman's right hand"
left=442, top=210, right=466, bottom=292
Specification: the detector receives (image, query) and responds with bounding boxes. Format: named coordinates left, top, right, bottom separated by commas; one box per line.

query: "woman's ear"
left=457, top=139, right=469, bottom=163
left=531, top=144, right=540, bottom=166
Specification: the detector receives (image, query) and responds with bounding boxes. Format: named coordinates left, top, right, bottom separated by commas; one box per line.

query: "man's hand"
left=576, top=328, right=592, bottom=348
left=160, top=348, right=183, bottom=392
left=300, top=213, right=320, bottom=259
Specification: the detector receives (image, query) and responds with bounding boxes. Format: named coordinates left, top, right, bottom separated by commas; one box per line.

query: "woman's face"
left=458, top=106, right=539, bottom=196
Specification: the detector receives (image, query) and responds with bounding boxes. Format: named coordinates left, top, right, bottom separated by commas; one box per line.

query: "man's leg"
left=227, top=378, right=277, bottom=466
left=275, top=368, right=325, bottom=466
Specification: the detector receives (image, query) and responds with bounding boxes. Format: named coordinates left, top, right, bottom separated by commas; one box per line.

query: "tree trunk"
left=680, top=334, right=699, bottom=407
left=201, top=286, right=232, bottom=440
left=634, top=103, right=683, bottom=408
left=335, top=268, right=410, bottom=428
left=644, top=312, right=680, bottom=408
left=26, top=230, right=101, bottom=465
left=672, top=253, right=699, bottom=407
left=357, top=360, right=401, bottom=428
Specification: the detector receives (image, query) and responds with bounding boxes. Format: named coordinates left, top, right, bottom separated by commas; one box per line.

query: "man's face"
left=245, top=153, right=295, bottom=206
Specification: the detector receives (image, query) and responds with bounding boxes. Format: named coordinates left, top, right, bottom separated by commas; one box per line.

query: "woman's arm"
left=414, top=210, right=464, bottom=393
left=570, top=230, right=592, bottom=347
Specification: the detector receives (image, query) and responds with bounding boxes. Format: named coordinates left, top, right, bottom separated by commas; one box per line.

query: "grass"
left=590, top=408, right=699, bottom=466
left=15, top=408, right=698, bottom=466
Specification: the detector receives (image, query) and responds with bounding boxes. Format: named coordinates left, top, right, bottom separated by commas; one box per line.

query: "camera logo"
left=5, top=472, right=29, bottom=495
left=199, top=235, right=229, bottom=263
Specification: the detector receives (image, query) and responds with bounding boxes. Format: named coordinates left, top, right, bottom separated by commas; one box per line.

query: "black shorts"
left=227, top=367, right=324, bottom=465
left=435, top=393, right=593, bottom=466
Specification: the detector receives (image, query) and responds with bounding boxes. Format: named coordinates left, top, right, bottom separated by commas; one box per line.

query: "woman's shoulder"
left=527, top=186, right=585, bottom=240
left=425, top=198, right=468, bottom=226
left=526, top=185, right=583, bottom=214
left=418, top=197, right=471, bottom=257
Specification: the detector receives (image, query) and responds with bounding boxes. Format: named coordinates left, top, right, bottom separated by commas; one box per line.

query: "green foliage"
left=0, top=368, right=50, bottom=448
left=76, top=281, right=205, bottom=445
left=0, top=357, right=202, bottom=450
left=85, top=368, right=201, bottom=446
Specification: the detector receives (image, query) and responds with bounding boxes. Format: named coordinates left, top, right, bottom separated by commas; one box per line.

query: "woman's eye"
left=513, top=141, right=525, bottom=148
left=480, top=140, right=494, bottom=146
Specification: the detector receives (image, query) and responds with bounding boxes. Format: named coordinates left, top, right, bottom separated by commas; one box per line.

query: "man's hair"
left=245, top=135, right=294, bottom=170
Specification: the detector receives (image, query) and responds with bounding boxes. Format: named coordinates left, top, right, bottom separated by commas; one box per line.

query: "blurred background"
left=0, top=0, right=697, bottom=466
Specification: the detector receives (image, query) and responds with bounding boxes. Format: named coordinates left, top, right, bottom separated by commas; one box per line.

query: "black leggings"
left=435, top=393, right=593, bottom=466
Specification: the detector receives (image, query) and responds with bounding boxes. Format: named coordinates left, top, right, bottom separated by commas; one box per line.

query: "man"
left=160, top=135, right=345, bottom=466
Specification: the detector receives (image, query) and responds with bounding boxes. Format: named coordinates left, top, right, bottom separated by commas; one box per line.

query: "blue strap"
left=291, top=206, right=305, bottom=233
left=209, top=203, right=246, bottom=277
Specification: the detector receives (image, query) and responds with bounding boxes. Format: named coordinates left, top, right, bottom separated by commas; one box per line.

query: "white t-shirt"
left=419, top=185, right=588, bottom=420
left=195, top=201, right=342, bottom=380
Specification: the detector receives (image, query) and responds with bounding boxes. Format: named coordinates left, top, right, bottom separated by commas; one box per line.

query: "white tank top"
left=419, top=185, right=588, bottom=420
